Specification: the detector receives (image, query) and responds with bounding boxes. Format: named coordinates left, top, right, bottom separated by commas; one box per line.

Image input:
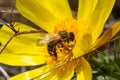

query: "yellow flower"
left=0, top=0, right=120, bottom=80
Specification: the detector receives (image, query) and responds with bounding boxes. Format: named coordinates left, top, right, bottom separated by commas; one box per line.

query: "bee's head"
left=58, top=30, right=68, bottom=39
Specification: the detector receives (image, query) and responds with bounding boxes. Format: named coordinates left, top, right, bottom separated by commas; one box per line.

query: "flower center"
left=45, top=17, right=79, bottom=66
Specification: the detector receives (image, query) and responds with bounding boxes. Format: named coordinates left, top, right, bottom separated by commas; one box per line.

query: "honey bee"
left=38, top=30, right=75, bottom=58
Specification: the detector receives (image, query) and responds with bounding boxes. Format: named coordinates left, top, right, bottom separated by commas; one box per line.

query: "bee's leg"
left=53, top=47, right=57, bottom=59
left=47, top=43, right=54, bottom=56
left=48, top=50, right=53, bottom=56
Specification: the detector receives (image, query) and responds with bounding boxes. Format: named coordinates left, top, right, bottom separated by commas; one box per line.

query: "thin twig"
left=84, top=35, right=120, bottom=59
left=10, top=0, right=15, bottom=15
left=0, top=19, right=18, bottom=33
left=0, top=34, right=16, bottom=54
left=0, top=19, right=10, bottom=27
left=107, top=47, right=120, bottom=52
left=0, top=65, right=10, bottom=80
left=0, top=29, right=46, bottom=54
left=9, top=0, right=18, bottom=33
left=30, top=59, right=72, bottom=80
left=16, top=30, right=47, bottom=36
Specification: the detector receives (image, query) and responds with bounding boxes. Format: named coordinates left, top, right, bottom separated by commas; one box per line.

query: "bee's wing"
left=38, top=33, right=55, bottom=44
left=38, top=33, right=61, bottom=45
left=38, top=33, right=50, bottom=44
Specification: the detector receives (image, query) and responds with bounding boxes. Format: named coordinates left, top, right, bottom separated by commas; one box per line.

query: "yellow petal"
left=78, top=0, right=98, bottom=22
left=10, top=65, right=50, bottom=80
left=73, top=31, right=92, bottom=57
left=0, top=22, right=46, bottom=66
left=93, top=21, right=120, bottom=48
left=0, top=53, right=45, bottom=66
left=76, top=57, right=92, bottom=80
left=75, top=0, right=115, bottom=58
left=88, top=0, right=115, bottom=43
left=15, top=0, right=72, bottom=32
left=77, top=0, right=115, bottom=43
left=10, top=61, right=74, bottom=80
left=77, top=0, right=98, bottom=32
left=38, top=61, right=74, bottom=80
